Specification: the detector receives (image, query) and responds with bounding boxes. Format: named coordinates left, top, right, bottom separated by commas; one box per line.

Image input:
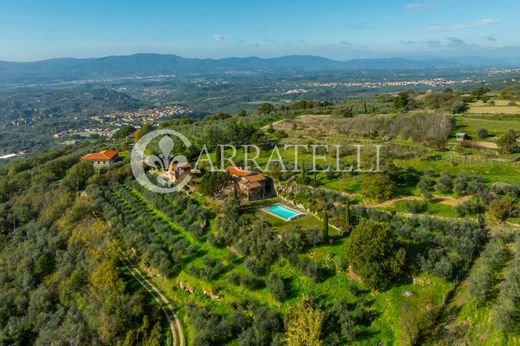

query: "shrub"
left=498, top=129, right=519, bottom=155
left=435, top=172, right=453, bottom=194
left=451, top=100, right=467, bottom=114
left=476, top=128, right=489, bottom=139
left=455, top=200, right=481, bottom=216
left=267, top=273, right=288, bottom=301
left=453, top=173, right=468, bottom=196
left=489, top=197, right=512, bottom=222
left=418, top=175, right=435, bottom=201
left=404, top=200, right=428, bottom=213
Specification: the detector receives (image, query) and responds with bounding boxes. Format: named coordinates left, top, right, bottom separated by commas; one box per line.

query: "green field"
left=456, top=115, right=520, bottom=138
left=468, top=100, right=520, bottom=115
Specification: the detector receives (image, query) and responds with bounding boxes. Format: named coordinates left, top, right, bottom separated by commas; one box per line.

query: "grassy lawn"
left=372, top=273, right=452, bottom=346
left=456, top=115, right=520, bottom=138
left=394, top=155, right=520, bottom=185
left=392, top=199, right=459, bottom=218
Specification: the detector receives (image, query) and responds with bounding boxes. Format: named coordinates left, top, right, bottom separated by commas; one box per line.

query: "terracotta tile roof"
left=176, top=161, right=192, bottom=168
left=227, top=166, right=251, bottom=177
left=245, top=182, right=262, bottom=189
left=80, top=149, right=119, bottom=161
left=243, top=174, right=266, bottom=183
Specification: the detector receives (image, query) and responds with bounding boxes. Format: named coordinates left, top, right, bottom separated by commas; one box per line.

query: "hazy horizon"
left=2, top=0, right=520, bottom=62
left=2, top=52, right=520, bottom=64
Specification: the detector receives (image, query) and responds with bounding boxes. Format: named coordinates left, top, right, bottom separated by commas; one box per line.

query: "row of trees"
left=467, top=237, right=509, bottom=306
left=493, top=237, right=520, bottom=332
left=186, top=303, right=285, bottom=346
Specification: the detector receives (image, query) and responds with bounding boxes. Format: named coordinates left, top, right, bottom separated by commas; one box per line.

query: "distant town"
left=53, top=105, right=192, bottom=139
left=304, top=78, right=474, bottom=89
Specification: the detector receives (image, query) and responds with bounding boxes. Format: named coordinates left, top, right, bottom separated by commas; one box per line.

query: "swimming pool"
left=264, top=204, right=303, bottom=221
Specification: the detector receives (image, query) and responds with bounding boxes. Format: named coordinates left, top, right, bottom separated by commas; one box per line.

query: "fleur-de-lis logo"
left=131, top=129, right=192, bottom=193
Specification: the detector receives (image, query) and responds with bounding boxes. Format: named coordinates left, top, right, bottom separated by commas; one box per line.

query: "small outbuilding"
left=455, top=133, right=467, bottom=141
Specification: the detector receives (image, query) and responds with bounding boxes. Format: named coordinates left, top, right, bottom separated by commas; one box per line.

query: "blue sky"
left=1, top=0, right=520, bottom=61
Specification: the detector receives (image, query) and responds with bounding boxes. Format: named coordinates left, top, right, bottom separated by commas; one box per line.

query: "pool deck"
left=262, top=203, right=305, bottom=221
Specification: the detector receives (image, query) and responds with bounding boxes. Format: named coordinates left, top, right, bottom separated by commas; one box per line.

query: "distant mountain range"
left=0, top=53, right=519, bottom=84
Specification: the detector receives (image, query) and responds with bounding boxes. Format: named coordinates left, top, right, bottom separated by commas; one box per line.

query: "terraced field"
left=87, top=178, right=496, bottom=345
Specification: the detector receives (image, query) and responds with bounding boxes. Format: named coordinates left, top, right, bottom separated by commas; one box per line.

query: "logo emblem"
left=131, top=129, right=192, bottom=193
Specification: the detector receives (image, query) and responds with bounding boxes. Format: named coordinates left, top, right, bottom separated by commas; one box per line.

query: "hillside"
left=1, top=93, right=518, bottom=345
left=0, top=54, right=518, bottom=84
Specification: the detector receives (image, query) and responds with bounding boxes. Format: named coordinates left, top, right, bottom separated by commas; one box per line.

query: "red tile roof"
left=80, top=149, right=119, bottom=161
left=227, top=166, right=251, bottom=177
left=245, top=182, right=262, bottom=189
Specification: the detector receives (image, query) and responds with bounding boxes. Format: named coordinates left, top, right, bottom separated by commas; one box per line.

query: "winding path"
left=119, top=254, right=185, bottom=346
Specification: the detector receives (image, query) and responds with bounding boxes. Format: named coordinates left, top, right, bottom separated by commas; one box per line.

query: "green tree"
left=451, top=99, right=467, bottom=114
left=236, top=109, right=247, bottom=117
left=435, top=172, right=453, bottom=194
left=267, top=273, right=287, bottom=301
left=285, top=297, right=324, bottom=346
left=322, top=211, right=329, bottom=241
left=489, top=197, right=512, bottom=222
left=133, top=123, right=154, bottom=140
left=497, top=129, right=519, bottom=155
left=345, top=197, right=351, bottom=232
left=257, top=103, right=274, bottom=115
left=453, top=172, right=467, bottom=196
left=114, top=125, right=135, bottom=139
left=62, top=161, right=94, bottom=193
left=476, top=128, right=489, bottom=139
left=393, top=91, right=415, bottom=111
left=199, top=171, right=231, bottom=196
left=345, top=220, right=406, bottom=290
left=332, top=105, right=353, bottom=118
left=471, top=85, right=490, bottom=100
left=417, top=175, right=435, bottom=201
left=360, top=173, right=395, bottom=202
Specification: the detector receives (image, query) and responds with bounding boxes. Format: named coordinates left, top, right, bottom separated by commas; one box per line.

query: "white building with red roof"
left=80, top=149, right=119, bottom=168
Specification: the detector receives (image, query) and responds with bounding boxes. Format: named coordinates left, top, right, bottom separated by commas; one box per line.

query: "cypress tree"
left=345, top=197, right=351, bottom=231
left=323, top=211, right=329, bottom=241
left=233, top=180, right=238, bottom=200
left=215, top=145, right=222, bottom=169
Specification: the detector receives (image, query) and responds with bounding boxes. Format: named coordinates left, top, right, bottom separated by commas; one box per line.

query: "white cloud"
left=404, top=3, right=425, bottom=10
left=212, top=34, right=231, bottom=41
left=423, top=18, right=500, bottom=33
left=263, top=37, right=275, bottom=43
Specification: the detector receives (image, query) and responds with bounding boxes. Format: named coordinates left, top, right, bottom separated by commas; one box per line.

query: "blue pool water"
left=266, top=204, right=302, bottom=220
